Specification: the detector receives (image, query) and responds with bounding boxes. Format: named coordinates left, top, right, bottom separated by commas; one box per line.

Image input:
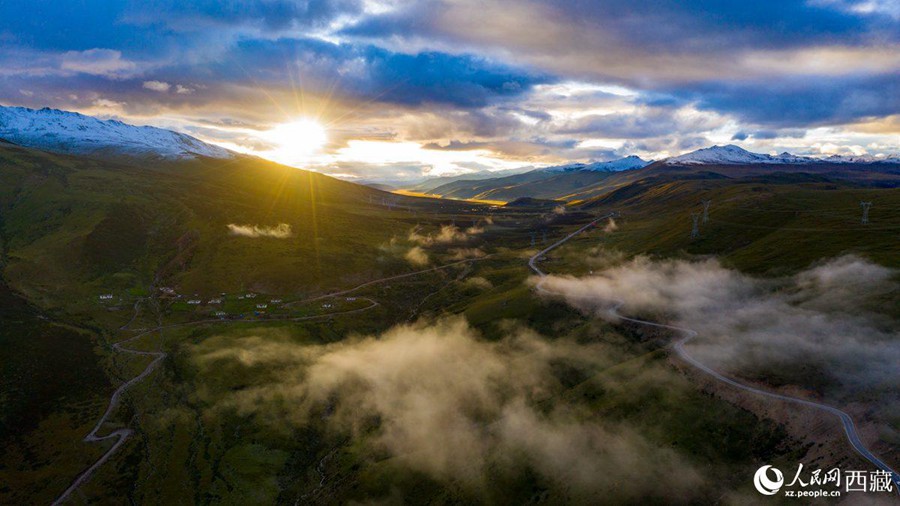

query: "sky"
left=1, top=0, right=899, bottom=182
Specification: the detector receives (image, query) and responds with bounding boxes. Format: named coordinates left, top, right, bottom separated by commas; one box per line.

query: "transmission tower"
left=860, top=201, right=872, bottom=224
left=690, top=212, right=700, bottom=239
left=701, top=199, right=711, bottom=224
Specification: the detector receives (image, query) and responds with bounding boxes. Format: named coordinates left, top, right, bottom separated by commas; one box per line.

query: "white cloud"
left=226, top=223, right=293, bottom=238
left=193, top=317, right=705, bottom=500
left=143, top=80, right=171, bottom=92
left=539, top=255, right=900, bottom=400
left=60, top=48, right=137, bottom=78
left=404, top=245, right=430, bottom=266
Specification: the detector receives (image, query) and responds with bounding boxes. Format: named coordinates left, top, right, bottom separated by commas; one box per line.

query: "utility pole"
left=542, top=230, right=547, bottom=244
left=690, top=212, right=700, bottom=239
left=701, top=199, right=711, bottom=224
left=860, top=201, right=872, bottom=224
left=530, top=232, right=536, bottom=247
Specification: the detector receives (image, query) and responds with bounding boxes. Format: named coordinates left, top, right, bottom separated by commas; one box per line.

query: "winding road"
left=52, top=258, right=486, bottom=504
left=529, top=213, right=900, bottom=494
left=52, top=214, right=899, bottom=503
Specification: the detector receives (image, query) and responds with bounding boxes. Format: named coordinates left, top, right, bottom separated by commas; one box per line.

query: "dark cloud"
left=559, top=106, right=724, bottom=139
left=678, top=73, right=900, bottom=127
left=342, top=0, right=897, bottom=67
left=340, top=1, right=899, bottom=126
left=731, top=129, right=807, bottom=141
left=0, top=0, right=897, bottom=173
left=126, top=0, right=364, bottom=32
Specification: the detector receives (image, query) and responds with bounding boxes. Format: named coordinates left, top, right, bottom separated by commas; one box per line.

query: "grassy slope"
left=0, top=144, right=485, bottom=503
left=4, top=146, right=898, bottom=504
left=426, top=161, right=900, bottom=205
left=582, top=175, right=900, bottom=274
left=0, top=144, right=483, bottom=311
left=430, top=169, right=621, bottom=203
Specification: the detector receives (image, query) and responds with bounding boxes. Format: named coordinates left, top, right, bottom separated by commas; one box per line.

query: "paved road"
left=529, top=213, right=900, bottom=494
left=52, top=256, right=488, bottom=504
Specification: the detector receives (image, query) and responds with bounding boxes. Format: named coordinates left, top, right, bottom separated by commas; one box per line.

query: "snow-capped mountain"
left=820, top=154, right=900, bottom=164
left=822, top=154, right=877, bottom=164
left=545, top=155, right=652, bottom=173
left=0, top=106, right=233, bottom=160
left=665, top=144, right=900, bottom=165
left=666, top=144, right=814, bottom=165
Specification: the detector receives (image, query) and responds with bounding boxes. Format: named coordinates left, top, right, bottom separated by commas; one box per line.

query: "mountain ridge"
left=544, top=155, right=652, bottom=173
left=0, top=105, right=233, bottom=161
left=665, top=144, right=900, bottom=165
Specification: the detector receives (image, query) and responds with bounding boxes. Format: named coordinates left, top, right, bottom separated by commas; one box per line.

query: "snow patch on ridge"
left=0, top=106, right=233, bottom=160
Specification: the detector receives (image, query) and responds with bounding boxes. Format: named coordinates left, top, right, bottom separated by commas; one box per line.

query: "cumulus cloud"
left=464, top=276, right=493, bottom=289
left=404, top=245, right=430, bottom=266
left=60, top=48, right=137, bottom=78
left=448, top=247, right=486, bottom=260
left=142, top=80, right=171, bottom=92
left=539, top=255, right=900, bottom=400
left=226, top=223, right=293, bottom=238
left=602, top=217, right=618, bottom=233
left=193, top=317, right=704, bottom=500
left=408, top=224, right=485, bottom=246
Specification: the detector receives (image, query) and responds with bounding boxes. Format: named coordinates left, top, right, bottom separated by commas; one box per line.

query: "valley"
left=0, top=107, right=898, bottom=504
left=4, top=2, right=900, bottom=502
left=1, top=137, right=898, bottom=503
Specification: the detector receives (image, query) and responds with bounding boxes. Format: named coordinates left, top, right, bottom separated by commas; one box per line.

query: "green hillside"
left=3, top=145, right=898, bottom=504
left=581, top=175, right=900, bottom=274
left=0, top=143, right=482, bottom=312
left=422, top=161, right=900, bottom=205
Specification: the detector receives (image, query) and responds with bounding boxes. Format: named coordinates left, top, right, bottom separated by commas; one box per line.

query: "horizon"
left=3, top=4, right=900, bottom=503
left=1, top=1, right=899, bottom=182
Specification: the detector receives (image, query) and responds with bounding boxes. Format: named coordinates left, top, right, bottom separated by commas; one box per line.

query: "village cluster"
left=97, top=287, right=355, bottom=319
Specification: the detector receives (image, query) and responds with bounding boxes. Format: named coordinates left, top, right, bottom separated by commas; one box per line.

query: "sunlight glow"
left=260, top=119, right=328, bottom=165
left=327, top=140, right=526, bottom=177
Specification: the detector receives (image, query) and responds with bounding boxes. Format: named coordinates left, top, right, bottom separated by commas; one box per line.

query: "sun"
left=261, top=118, right=328, bottom=165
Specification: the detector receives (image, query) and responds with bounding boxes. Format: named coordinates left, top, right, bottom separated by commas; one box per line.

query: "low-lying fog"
left=191, top=252, right=898, bottom=501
